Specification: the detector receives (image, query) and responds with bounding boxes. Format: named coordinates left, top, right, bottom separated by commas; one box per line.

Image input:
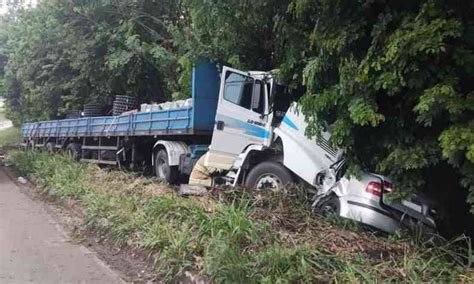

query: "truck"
left=21, top=62, right=435, bottom=234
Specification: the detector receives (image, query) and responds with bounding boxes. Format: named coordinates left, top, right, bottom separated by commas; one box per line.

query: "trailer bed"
left=22, top=107, right=195, bottom=138
left=21, top=62, right=221, bottom=140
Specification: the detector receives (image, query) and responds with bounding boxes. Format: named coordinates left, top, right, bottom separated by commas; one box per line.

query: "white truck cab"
left=205, top=66, right=340, bottom=189
left=205, top=66, right=273, bottom=170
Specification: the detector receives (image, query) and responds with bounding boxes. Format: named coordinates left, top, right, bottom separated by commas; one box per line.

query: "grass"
left=0, top=100, right=21, bottom=146
left=0, top=98, right=7, bottom=121
left=8, top=150, right=474, bottom=283
left=0, top=126, right=21, bottom=145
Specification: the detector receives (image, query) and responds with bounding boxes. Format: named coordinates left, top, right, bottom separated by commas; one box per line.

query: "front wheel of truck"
left=155, top=150, right=178, bottom=184
left=245, top=161, right=293, bottom=192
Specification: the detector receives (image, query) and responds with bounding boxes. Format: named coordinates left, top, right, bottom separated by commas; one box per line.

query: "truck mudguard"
left=152, top=140, right=189, bottom=167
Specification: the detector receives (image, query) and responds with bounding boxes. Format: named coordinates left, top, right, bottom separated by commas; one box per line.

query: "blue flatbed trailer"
left=21, top=63, right=220, bottom=140
left=20, top=62, right=221, bottom=171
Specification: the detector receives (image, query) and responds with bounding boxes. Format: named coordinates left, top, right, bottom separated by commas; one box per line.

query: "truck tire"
left=155, top=149, right=178, bottom=184
left=26, top=140, right=34, bottom=151
left=45, top=142, right=55, bottom=153
left=66, top=143, right=81, bottom=161
left=245, top=161, right=293, bottom=191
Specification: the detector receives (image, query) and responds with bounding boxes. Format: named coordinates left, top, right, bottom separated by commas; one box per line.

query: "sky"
left=0, top=0, right=38, bottom=15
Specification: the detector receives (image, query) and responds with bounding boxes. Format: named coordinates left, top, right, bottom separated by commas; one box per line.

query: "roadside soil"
left=0, top=166, right=158, bottom=283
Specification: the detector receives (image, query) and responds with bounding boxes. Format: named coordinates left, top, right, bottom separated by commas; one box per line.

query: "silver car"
left=313, top=171, right=436, bottom=234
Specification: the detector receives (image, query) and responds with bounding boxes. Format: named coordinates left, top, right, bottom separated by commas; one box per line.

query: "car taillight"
left=365, top=181, right=394, bottom=197
left=383, top=181, right=393, bottom=193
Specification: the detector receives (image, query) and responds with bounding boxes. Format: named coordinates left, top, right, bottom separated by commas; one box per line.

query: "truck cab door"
left=206, top=66, right=271, bottom=170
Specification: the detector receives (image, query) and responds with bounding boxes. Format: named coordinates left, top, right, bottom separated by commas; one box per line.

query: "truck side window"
left=224, top=72, right=254, bottom=110
left=252, top=80, right=265, bottom=114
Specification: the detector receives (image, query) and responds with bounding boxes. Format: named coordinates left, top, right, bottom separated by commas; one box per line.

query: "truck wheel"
left=66, top=143, right=81, bottom=161
left=245, top=161, right=293, bottom=191
left=316, top=195, right=340, bottom=217
left=155, top=150, right=178, bottom=184
left=45, top=142, right=55, bottom=153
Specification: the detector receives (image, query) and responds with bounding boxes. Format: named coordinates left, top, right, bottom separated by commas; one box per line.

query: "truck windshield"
left=272, top=83, right=303, bottom=122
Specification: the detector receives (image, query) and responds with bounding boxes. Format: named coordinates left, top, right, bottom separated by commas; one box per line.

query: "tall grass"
left=0, top=102, right=20, bottom=146
left=9, top=151, right=473, bottom=282
left=0, top=127, right=21, bottom=145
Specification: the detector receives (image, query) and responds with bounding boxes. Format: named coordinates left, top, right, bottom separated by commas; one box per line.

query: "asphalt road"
left=0, top=168, right=124, bottom=284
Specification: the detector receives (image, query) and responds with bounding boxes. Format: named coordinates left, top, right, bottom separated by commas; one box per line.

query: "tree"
left=174, top=0, right=293, bottom=69
left=0, top=0, right=185, bottom=124
left=282, top=0, right=474, bottom=235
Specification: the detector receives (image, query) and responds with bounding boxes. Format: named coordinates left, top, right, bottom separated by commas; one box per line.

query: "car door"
left=206, top=66, right=270, bottom=170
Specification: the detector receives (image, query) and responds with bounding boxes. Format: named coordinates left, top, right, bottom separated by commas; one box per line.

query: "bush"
left=0, top=127, right=21, bottom=146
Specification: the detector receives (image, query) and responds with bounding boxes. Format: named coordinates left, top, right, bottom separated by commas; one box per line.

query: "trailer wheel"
left=26, top=140, right=34, bottom=151
left=245, top=161, right=293, bottom=191
left=66, top=143, right=81, bottom=161
left=155, top=150, right=178, bottom=184
left=45, top=142, right=55, bottom=153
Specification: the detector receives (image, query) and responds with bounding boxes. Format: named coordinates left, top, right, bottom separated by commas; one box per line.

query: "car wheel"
left=317, top=194, right=341, bottom=217
left=245, top=161, right=293, bottom=191
left=155, top=150, right=178, bottom=184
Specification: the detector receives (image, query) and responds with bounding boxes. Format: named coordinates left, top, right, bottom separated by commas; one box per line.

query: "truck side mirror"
left=251, top=81, right=261, bottom=112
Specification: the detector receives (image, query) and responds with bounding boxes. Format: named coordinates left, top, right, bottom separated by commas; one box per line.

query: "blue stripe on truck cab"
left=217, top=115, right=270, bottom=139
left=282, top=116, right=299, bottom=131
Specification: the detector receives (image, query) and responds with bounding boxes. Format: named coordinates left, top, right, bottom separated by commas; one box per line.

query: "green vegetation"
left=0, top=126, right=20, bottom=145
left=9, top=151, right=472, bottom=282
left=0, top=0, right=472, bottom=229
left=0, top=98, right=6, bottom=120
left=0, top=98, right=20, bottom=145
left=0, top=0, right=184, bottom=123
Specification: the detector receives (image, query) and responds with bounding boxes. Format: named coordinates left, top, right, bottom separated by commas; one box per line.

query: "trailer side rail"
left=22, top=107, right=195, bottom=139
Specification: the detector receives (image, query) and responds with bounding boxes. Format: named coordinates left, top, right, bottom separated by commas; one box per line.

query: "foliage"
left=0, top=99, right=20, bottom=145
left=9, top=151, right=472, bottom=282
left=0, top=127, right=20, bottom=145
left=1, top=0, right=473, bottom=230
left=278, top=0, right=474, bottom=228
left=0, top=0, right=186, bottom=124
left=176, top=0, right=292, bottom=70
